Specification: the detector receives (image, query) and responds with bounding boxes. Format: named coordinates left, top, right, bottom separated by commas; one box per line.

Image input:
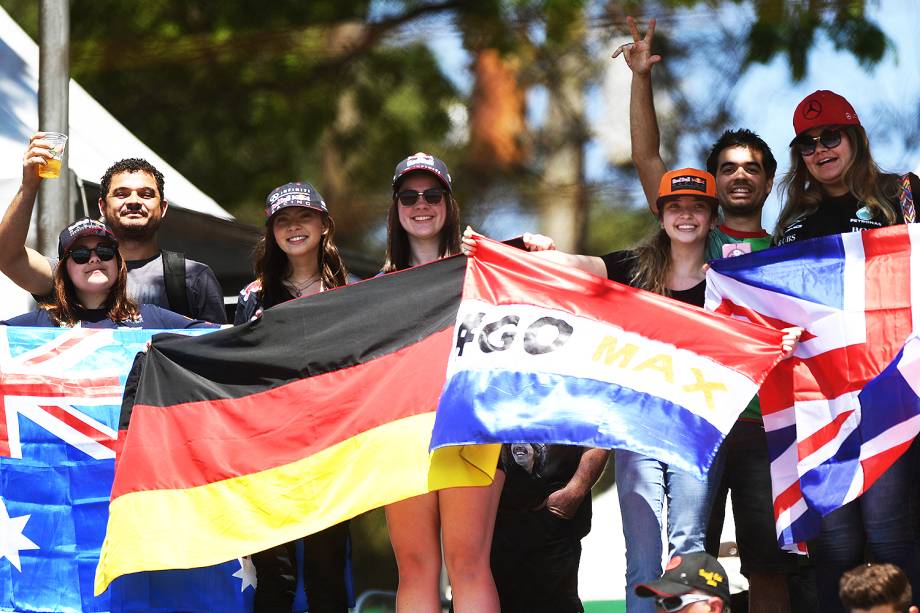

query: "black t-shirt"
left=600, top=250, right=705, bottom=307
left=776, top=172, right=920, bottom=246
left=498, top=444, right=592, bottom=538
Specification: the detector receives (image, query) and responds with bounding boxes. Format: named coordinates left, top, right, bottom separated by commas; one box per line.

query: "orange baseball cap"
left=656, top=168, right=718, bottom=207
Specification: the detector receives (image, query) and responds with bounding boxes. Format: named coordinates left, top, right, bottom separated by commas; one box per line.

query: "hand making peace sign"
left=612, top=16, right=662, bottom=75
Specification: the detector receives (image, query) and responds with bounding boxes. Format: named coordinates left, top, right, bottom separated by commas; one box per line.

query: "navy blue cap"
left=58, top=218, right=117, bottom=258
left=392, top=152, right=452, bottom=192
left=265, top=182, right=328, bottom=221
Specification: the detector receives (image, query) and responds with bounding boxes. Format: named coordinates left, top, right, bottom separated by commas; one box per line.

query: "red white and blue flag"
left=430, top=237, right=786, bottom=478
left=0, top=325, right=259, bottom=613
left=706, top=225, right=920, bottom=551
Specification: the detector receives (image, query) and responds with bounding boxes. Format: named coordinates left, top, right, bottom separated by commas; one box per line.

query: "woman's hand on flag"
left=522, top=232, right=556, bottom=252
left=460, top=226, right=481, bottom=256
left=461, top=226, right=556, bottom=257
left=780, top=326, right=804, bottom=360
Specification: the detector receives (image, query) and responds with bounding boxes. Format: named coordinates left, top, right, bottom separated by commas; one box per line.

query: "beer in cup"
left=39, top=132, right=68, bottom=179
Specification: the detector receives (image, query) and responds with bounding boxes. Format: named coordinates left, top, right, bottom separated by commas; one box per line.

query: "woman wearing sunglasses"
left=1, top=218, right=214, bottom=329
left=234, top=181, right=351, bottom=613
left=776, top=90, right=919, bottom=245
left=381, top=152, right=504, bottom=613
left=774, top=90, right=920, bottom=613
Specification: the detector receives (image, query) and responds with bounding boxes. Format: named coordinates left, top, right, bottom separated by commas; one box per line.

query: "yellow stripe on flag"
left=95, top=411, right=498, bottom=595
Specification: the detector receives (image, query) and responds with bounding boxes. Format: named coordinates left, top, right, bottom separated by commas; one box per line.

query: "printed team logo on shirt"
left=855, top=206, right=874, bottom=221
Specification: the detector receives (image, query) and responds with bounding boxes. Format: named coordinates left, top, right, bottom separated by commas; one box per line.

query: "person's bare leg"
left=749, top=572, right=791, bottom=613
left=386, top=492, right=442, bottom=612
left=440, top=472, right=505, bottom=613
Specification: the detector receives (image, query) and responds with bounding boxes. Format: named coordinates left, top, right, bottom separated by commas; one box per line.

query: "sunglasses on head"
left=655, top=593, right=712, bottom=612
left=793, top=128, right=843, bottom=157
left=397, top=188, right=446, bottom=207
left=67, top=244, right=117, bottom=264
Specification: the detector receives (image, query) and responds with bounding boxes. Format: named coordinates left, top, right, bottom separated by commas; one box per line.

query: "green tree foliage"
left=2, top=0, right=463, bottom=251
left=0, top=0, right=894, bottom=255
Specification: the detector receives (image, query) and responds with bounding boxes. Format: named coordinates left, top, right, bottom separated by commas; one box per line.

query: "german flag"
left=95, top=255, right=499, bottom=594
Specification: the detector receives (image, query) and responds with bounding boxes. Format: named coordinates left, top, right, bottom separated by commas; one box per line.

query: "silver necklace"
left=284, top=275, right=321, bottom=297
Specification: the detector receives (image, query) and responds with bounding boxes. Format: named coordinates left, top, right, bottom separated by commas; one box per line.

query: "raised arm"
left=614, top=16, right=667, bottom=215
left=0, top=134, right=56, bottom=295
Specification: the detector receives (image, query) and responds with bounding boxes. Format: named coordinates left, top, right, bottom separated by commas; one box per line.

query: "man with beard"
left=0, top=134, right=226, bottom=322
left=614, top=17, right=798, bottom=613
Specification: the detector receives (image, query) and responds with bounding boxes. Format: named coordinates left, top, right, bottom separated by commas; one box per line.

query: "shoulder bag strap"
left=900, top=173, right=915, bottom=223
left=161, top=250, right=191, bottom=317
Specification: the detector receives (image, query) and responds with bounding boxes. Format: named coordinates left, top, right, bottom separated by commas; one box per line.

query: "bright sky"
left=382, top=1, right=920, bottom=239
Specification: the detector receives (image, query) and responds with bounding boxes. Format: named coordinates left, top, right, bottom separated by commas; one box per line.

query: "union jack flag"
left=705, top=225, right=920, bottom=551
left=0, top=325, right=255, bottom=613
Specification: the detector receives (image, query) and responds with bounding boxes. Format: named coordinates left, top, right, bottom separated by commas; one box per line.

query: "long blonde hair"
left=629, top=200, right=718, bottom=296
left=775, top=125, right=900, bottom=234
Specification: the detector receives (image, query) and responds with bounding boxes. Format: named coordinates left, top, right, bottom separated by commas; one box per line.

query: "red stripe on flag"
left=773, top=479, right=803, bottom=518
left=761, top=349, right=874, bottom=417
left=862, top=228, right=914, bottom=376
left=860, top=439, right=913, bottom=486
left=39, top=404, right=118, bottom=452
left=714, top=299, right=816, bottom=341
left=0, top=373, right=122, bottom=397
left=112, top=327, right=453, bottom=498
left=0, top=396, right=9, bottom=457
left=21, top=329, right=96, bottom=366
left=469, top=238, right=784, bottom=383
left=796, top=409, right=855, bottom=459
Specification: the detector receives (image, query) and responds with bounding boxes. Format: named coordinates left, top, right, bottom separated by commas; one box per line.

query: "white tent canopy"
left=0, top=6, right=234, bottom=318
left=0, top=6, right=231, bottom=219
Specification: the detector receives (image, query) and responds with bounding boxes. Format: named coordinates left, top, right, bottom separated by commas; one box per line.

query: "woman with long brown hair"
left=775, top=90, right=920, bottom=613
left=466, top=167, right=726, bottom=613
left=235, top=181, right=351, bottom=613
left=2, top=218, right=213, bottom=330
left=382, top=152, right=504, bottom=613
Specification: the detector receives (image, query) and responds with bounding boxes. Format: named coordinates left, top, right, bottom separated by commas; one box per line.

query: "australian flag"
left=0, top=326, right=255, bottom=613
left=705, top=225, right=920, bottom=551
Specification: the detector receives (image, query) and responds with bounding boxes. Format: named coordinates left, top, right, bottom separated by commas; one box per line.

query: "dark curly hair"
left=100, top=158, right=166, bottom=200
left=706, top=129, right=777, bottom=180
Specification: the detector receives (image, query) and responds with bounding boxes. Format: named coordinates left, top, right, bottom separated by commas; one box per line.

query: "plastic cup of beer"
left=39, top=132, right=68, bottom=179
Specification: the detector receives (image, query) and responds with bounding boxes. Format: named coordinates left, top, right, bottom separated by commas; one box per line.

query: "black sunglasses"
left=793, top=128, right=842, bottom=157
left=67, top=244, right=117, bottom=264
left=397, top=188, right=446, bottom=207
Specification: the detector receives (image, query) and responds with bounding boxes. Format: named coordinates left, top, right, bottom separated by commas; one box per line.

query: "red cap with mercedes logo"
left=791, top=90, right=861, bottom=142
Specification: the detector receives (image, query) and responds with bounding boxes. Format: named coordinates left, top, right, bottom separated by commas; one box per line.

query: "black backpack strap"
left=161, top=250, right=191, bottom=317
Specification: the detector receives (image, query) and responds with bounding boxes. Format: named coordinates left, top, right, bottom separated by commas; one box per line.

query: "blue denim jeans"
left=814, top=439, right=920, bottom=613
left=615, top=449, right=717, bottom=613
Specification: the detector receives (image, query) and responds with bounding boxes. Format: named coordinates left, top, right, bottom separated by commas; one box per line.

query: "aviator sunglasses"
left=67, top=243, right=117, bottom=264
left=655, top=593, right=712, bottom=612
left=397, top=187, right=446, bottom=206
left=793, top=128, right=843, bottom=157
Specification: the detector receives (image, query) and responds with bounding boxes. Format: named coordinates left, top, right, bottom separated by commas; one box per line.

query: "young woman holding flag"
left=382, top=152, right=505, bottom=613
left=235, top=181, right=351, bottom=613
left=1, top=217, right=213, bottom=330
left=463, top=167, right=801, bottom=613
left=775, top=89, right=920, bottom=613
